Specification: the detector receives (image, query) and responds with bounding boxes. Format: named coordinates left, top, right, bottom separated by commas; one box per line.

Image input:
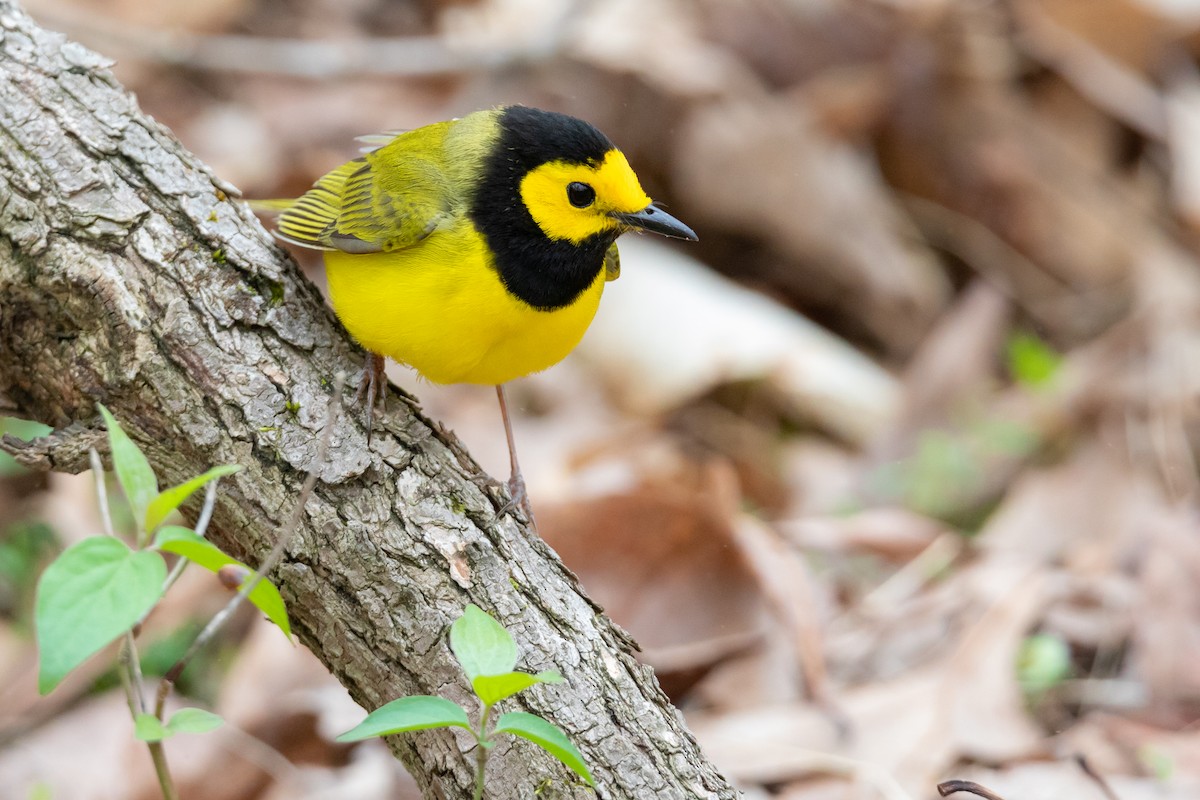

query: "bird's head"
left=519, top=148, right=697, bottom=245
left=493, top=107, right=697, bottom=246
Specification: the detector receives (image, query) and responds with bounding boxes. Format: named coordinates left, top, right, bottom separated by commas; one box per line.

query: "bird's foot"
left=497, top=471, right=536, bottom=525
left=354, top=353, right=387, bottom=442
left=466, top=472, right=532, bottom=522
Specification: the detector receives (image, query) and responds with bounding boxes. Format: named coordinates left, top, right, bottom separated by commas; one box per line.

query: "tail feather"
left=250, top=152, right=366, bottom=250
left=249, top=198, right=338, bottom=250
left=246, top=198, right=295, bottom=214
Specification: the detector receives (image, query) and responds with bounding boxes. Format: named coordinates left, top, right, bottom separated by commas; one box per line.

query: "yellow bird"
left=261, top=106, right=697, bottom=513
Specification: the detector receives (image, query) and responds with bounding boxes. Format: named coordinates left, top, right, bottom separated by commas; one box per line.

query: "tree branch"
left=0, top=3, right=738, bottom=798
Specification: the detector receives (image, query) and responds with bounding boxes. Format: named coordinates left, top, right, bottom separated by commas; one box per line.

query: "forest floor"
left=4, top=1, right=1200, bottom=798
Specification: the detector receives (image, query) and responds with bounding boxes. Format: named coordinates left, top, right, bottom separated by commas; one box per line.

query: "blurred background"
left=5, top=0, right=1200, bottom=797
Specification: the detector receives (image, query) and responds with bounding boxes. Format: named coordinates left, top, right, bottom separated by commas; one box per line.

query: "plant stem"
left=473, top=703, right=494, bottom=800
left=117, top=559, right=177, bottom=800
left=116, top=636, right=141, bottom=717
left=122, top=632, right=147, bottom=713
left=473, top=744, right=487, bottom=800
left=89, top=448, right=116, bottom=538
left=147, top=741, right=179, bottom=800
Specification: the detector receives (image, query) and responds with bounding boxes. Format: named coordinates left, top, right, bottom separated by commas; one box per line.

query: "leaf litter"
left=7, top=0, right=1200, bottom=797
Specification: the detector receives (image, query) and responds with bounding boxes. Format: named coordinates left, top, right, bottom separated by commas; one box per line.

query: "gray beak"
left=613, top=205, right=698, bottom=241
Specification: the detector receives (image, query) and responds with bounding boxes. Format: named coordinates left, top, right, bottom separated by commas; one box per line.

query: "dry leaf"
left=538, top=470, right=767, bottom=696
left=578, top=237, right=900, bottom=445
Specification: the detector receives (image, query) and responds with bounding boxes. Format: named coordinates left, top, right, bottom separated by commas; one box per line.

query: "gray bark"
left=0, top=4, right=739, bottom=798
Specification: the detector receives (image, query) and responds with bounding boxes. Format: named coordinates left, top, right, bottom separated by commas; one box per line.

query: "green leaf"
left=153, top=526, right=291, bottom=640
left=1017, top=633, right=1071, bottom=694
left=239, top=571, right=291, bottom=641
left=1006, top=332, right=1061, bottom=388
left=35, top=537, right=165, bottom=693
left=26, top=781, right=53, bottom=800
left=336, top=696, right=472, bottom=742
left=0, top=520, right=58, bottom=589
left=493, top=712, right=593, bottom=787
left=450, top=604, right=516, bottom=681
left=153, top=526, right=236, bottom=572
left=166, top=707, right=224, bottom=735
left=134, top=709, right=222, bottom=741
left=134, top=713, right=170, bottom=742
left=472, top=670, right=562, bottom=706
left=98, top=405, right=158, bottom=534
left=1139, top=744, right=1176, bottom=782
left=144, top=465, right=240, bottom=533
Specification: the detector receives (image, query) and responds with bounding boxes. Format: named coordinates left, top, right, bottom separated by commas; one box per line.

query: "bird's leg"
left=354, top=352, right=387, bottom=441
left=496, top=384, right=535, bottom=524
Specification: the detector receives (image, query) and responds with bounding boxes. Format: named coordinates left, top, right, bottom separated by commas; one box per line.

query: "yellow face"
left=519, top=150, right=653, bottom=245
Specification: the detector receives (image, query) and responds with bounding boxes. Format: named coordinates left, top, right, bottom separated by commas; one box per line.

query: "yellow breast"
left=324, top=218, right=606, bottom=386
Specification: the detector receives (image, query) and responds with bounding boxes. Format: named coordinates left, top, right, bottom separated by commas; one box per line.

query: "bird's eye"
left=567, top=182, right=596, bottom=208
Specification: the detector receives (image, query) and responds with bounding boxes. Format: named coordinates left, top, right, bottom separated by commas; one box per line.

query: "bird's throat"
left=486, top=230, right=612, bottom=311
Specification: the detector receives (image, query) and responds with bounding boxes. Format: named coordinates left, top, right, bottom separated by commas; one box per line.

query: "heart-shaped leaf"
left=36, top=537, right=165, bottom=693
left=450, top=605, right=516, bottom=680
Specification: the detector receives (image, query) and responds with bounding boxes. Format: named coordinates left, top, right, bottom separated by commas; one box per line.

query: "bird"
left=258, top=105, right=697, bottom=517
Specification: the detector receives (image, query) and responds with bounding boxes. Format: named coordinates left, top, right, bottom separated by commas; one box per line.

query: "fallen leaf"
left=578, top=237, right=901, bottom=445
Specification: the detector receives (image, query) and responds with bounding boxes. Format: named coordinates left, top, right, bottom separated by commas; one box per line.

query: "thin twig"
left=860, top=531, right=963, bottom=613
left=938, top=780, right=1008, bottom=800
left=194, top=479, right=219, bottom=537
left=92, top=435, right=169, bottom=793
left=154, top=373, right=344, bottom=720
left=729, top=517, right=841, bottom=726
left=122, top=632, right=147, bottom=713
left=0, top=424, right=106, bottom=474
left=1074, top=754, right=1121, bottom=800
left=155, top=559, right=189, bottom=616
left=116, top=636, right=141, bottom=718
left=89, top=447, right=116, bottom=538
left=216, top=723, right=301, bottom=787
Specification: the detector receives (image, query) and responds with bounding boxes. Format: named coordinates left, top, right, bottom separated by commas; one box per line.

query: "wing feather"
left=275, top=159, right=366, bottom=250
left=273, top=129, right=452, bottom=254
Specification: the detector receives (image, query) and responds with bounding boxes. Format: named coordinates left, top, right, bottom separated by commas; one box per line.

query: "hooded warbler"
left=260, top=105, right=697, bottom=513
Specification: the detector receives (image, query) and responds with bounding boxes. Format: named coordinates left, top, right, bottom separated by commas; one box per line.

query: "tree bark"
left=0, top=4, right=739, bottom=798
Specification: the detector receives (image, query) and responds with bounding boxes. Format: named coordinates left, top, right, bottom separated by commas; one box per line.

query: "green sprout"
left=338, top=605, right=594, bottom=799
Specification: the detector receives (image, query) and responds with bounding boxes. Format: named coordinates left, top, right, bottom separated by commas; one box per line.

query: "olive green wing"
left=274, top=126, right=454, bottom=254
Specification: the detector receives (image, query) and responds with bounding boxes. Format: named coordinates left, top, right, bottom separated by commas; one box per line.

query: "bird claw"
left=464, top=471, right=535, bottom=526
left=355, top=353, right=387, bottom=442
left=497, top=471, right=535, bottom=523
